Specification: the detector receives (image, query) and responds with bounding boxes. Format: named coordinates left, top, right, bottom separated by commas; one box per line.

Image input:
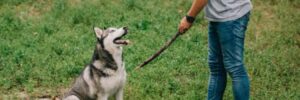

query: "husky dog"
left=63, top=27, right=130, bottom=100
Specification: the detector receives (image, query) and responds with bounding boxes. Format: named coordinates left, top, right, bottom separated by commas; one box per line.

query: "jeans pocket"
left=232, top=14, right=250, bottom=39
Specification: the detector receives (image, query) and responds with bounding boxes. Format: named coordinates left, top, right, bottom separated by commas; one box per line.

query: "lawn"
left=0, top=0, right=299, bottom=99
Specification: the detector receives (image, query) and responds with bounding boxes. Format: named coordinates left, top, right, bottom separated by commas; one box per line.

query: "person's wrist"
left=185, top=15, right=195, bottom=24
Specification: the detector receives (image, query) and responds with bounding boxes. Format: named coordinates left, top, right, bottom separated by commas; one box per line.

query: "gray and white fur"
left=63, top=27, right=130, bottom=100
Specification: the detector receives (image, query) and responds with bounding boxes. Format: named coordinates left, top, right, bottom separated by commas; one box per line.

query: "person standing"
left=178, top=0, right=252, bottom=100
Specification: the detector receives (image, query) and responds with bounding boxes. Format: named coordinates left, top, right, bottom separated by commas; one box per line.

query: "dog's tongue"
left=115, top=40, right=130, bottom=45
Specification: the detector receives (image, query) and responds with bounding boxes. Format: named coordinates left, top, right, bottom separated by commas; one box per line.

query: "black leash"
left=135, top=31, right=183, bottom=70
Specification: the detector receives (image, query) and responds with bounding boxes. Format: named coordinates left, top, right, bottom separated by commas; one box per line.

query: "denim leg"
left=207, top=22, right=227, bottom=100
left=217, top=13, right=250, bottom=100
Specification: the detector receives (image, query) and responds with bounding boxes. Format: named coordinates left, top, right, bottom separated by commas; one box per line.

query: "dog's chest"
left=100, top=67, right=126, bottom=93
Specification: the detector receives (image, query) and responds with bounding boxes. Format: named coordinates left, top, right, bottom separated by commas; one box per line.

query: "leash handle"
left=135, top=31, right=183, bottom=70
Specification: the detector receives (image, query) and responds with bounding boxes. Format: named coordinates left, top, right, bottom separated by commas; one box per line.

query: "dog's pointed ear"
left=94, top=27, right=103, bottom=39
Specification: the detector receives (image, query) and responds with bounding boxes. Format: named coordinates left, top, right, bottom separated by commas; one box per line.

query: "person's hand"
left=178, top=16, right=193, bottom=34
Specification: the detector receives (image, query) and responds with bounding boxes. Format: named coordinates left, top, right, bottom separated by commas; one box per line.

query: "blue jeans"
left=207, top=12, right=250, bottom=100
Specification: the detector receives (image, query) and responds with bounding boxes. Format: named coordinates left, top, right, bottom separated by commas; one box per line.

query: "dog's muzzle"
left=113, top=27, right=130, bottom=45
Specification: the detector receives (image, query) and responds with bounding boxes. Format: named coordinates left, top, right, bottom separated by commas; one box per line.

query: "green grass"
left=0, top=0, right=299, bottom=99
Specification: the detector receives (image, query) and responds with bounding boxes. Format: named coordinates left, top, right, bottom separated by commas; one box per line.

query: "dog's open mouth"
left=114, top=33, right=130, bottom=45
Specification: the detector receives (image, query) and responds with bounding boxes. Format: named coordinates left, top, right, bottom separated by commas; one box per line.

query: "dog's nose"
left=123, top=27, right=128, bottom=33
left=123, top=27, right=128, bottom=30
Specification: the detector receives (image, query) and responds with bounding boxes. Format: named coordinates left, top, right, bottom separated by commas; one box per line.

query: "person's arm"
left=187, top=0, right=207, bottom=17
left=178, top=0, right=207, bottom=33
